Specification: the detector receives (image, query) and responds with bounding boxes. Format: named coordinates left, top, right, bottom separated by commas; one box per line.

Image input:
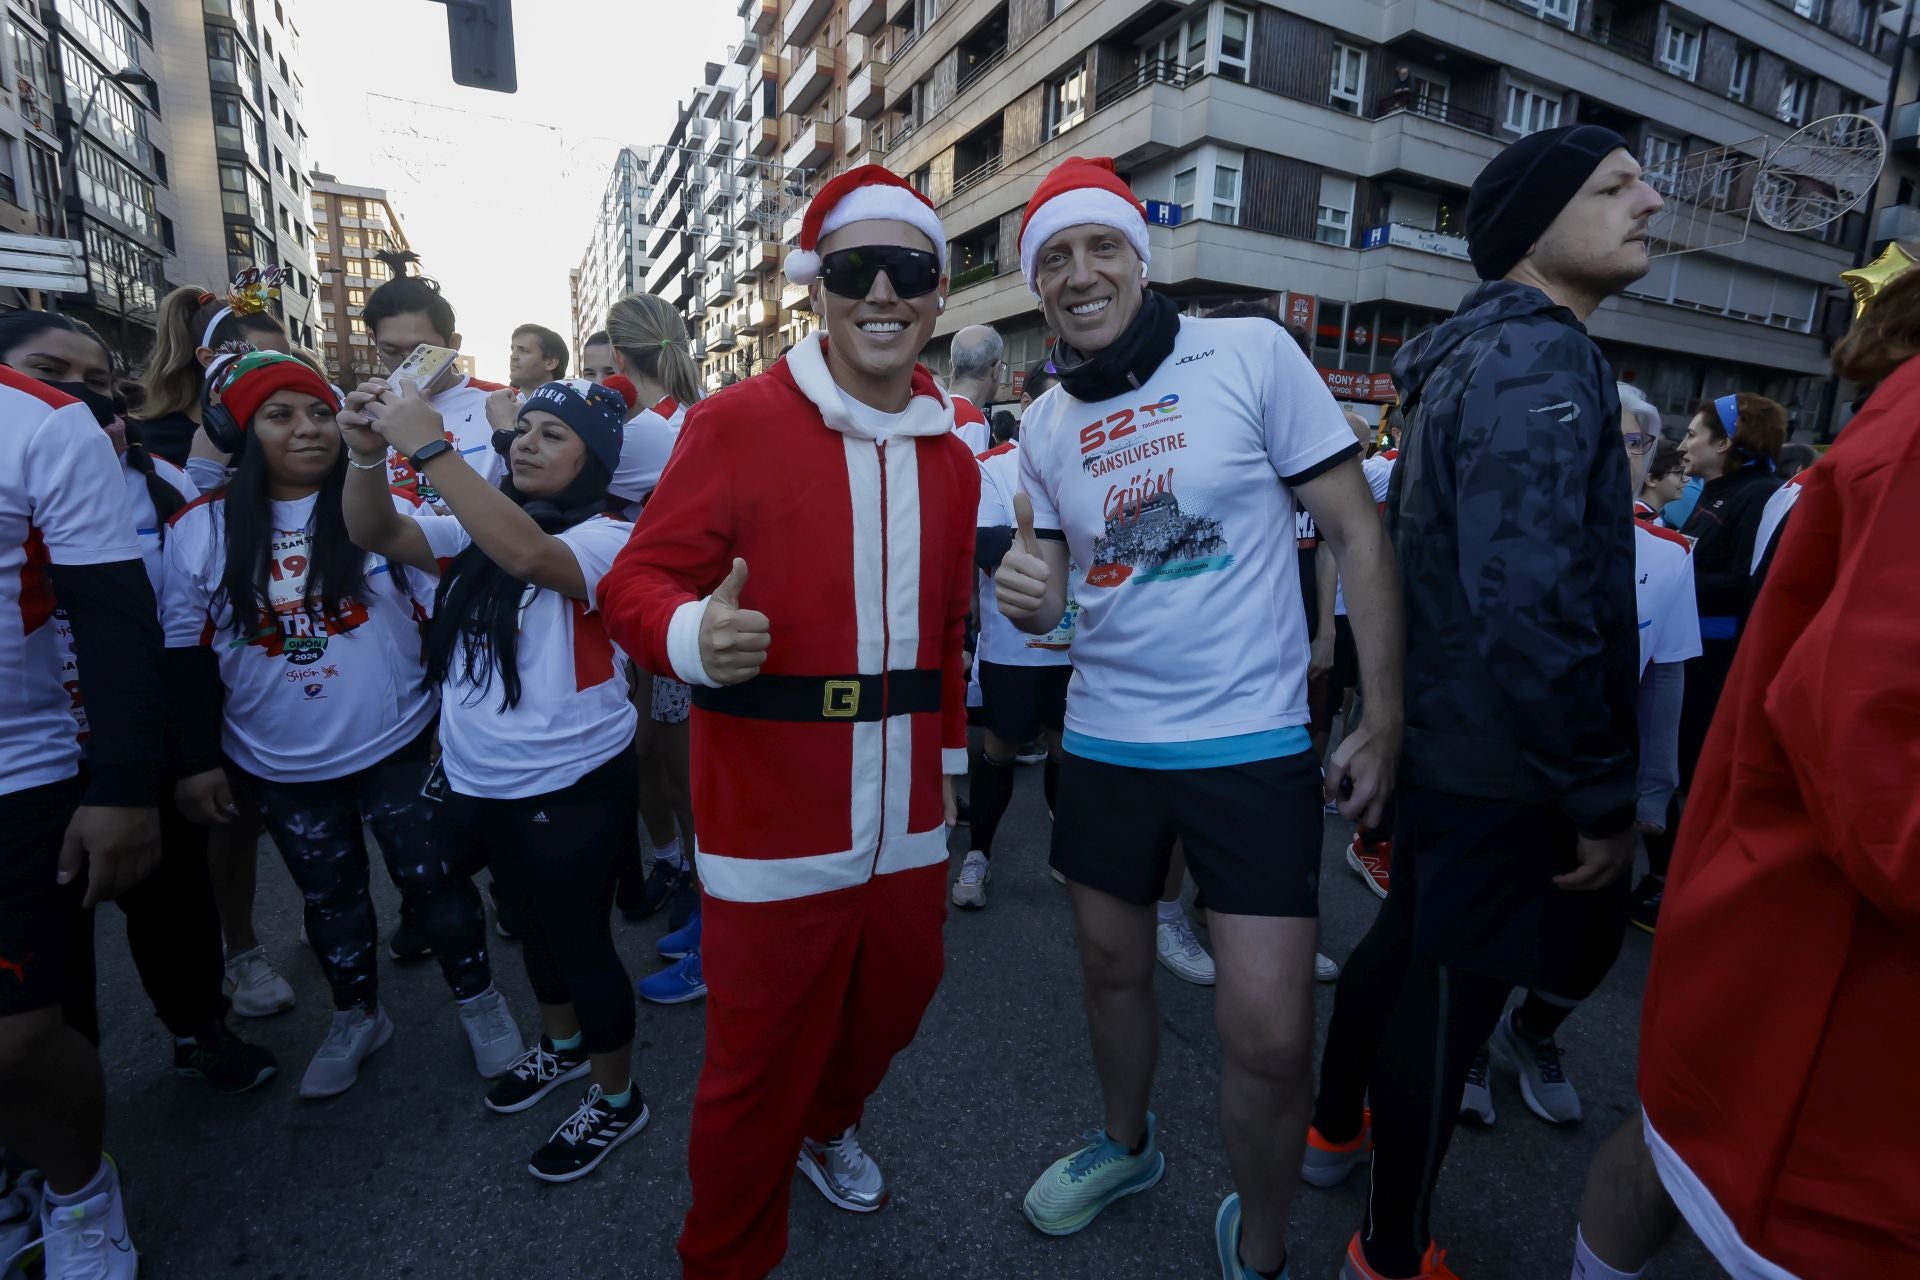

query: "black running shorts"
left=0, top=776, right=85, bottom=1018
left=977, top=661, right=1070, bottom=747
left=1051, top=748, right=1322, bottom=917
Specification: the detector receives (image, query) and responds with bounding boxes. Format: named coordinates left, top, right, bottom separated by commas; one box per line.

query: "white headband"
left=202, top=306, right=235, bottom=350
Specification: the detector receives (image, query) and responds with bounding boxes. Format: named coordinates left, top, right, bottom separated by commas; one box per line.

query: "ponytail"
left=140, top=283, right=288, bottom=420
left=122, top=421, right=188, bottom=543
left=605, top=294, right=702, bottom=408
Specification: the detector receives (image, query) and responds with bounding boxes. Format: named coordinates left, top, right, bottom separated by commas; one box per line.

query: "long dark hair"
left=0, top=310, right=186, bottom=537
left=423, top=459, right=612, bottom=711
left=217, top=438, right=372, bottom=640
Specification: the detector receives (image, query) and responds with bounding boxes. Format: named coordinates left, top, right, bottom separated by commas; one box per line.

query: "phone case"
left=391, top=345, right=462, bottom=398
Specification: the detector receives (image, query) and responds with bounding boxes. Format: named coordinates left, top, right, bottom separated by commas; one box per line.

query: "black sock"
left=968, top=751, right=1017, bottom=856
left=1042, top=755, right=1059, bottom=813
left=1515, top=991, right=1576, bottom=1040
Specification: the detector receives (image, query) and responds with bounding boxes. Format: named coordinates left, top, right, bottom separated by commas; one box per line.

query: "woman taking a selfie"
left=163, top=353, right=520, bottom=1099
left=339, top=375, right=646, bottom=1183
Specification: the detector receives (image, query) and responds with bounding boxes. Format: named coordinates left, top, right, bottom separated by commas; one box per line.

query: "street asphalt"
left=86, top=753, right=1718, bottom=1279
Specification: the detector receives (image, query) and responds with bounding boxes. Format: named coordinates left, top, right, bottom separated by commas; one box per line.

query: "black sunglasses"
left=818, top=246, right=941, bottom=300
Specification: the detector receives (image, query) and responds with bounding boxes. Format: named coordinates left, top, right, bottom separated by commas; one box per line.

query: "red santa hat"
left=1018, top=156, right=1150, bottom=292
left=784, top=164, right=947, bottom=286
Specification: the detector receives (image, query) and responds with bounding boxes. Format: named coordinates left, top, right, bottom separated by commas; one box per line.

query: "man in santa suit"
left=597, top=166, right=975, bottom=1280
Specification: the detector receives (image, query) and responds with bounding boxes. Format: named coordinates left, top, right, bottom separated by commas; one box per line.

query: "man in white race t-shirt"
left=994, top=157, right=1403, bottom=1280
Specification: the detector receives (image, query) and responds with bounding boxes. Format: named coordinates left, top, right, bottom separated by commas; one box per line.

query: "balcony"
left=704, top=226, right=735, bottom=260
left=782, top=0, right=832, bottom=49
left=751, top=117, right=780, bottom=156
left=886, top=0, right=913, bottom=24
left=749, top=0, right=775, bottom=37
left=686, top=114, right=713, bottom=143
left=706, top=173, right=739, bottom=213
left=733, top=32, right=759, bottom=65
left=734, top=189, right=765, bottom=231
left=849, top=0, right=883, bottom=36
left=707, top=268, right=737, bottom=305
left=742, top=297, right=778, bottom=334
left=708, top=324, right=738, bottom=352
left=952, top=153, right=1002, bottom=197
left=783, top=43, right=837, bottom=117
left=1874, top=201, right=1920, bottom=242
left=888, top=27, right=919, bottom=66
left=1369, top=93, right=1497, bottom=140
left=848, top=61, right=887, bottom=119
left=1892, top=100, right=1920, bottom=155
left=783, top=209, right=806, bottom=246
left=784, top=119, right=835, bottom=172
left=737, top=241, right=780, bottom=280
left=707, top=121, right=737, bottom=161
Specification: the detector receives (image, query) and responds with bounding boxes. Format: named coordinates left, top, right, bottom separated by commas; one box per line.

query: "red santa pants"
left=677, top=861, right=947, bottom=1280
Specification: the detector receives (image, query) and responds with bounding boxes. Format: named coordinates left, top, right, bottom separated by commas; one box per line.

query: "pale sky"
left=298, top=0, right=740, bottom=383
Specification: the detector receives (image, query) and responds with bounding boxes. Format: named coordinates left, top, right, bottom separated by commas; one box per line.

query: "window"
left=78, top=141, right=160, bottom=240
left=1853, top=1, right=1877, bottom=46
left=1777, top=73, right=1811, bottom=127
left=1503, top=77, right=1562, bottom=136
left=1329, top=44, right=1367, bottom=115
left=1660, top=17, right=1701, bottom=81
left=1211, top=162, right=1241, bottom=224
left=1317, top=174, right=1355, bottom=246
left=1149, top=2, right=1250, bottom=78
left=1217, top=5, right=1251, bottom=82
left=1046, top=65, right=1087, bottom=137
left=1642, top=131, right=1683, bottom=194
left=1791, top=0, right=1825, bottom=21
left=278, top=203, right=290, bottom=231
left=159, top=213, right=174, bottom=251
left=1518, top=0, right=1576, bottom=28
left=1172, top=166, right=1197, bottom=223
left=1728, top=47, right=1754, bottom=103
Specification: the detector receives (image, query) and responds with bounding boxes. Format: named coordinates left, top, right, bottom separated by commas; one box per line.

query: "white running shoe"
left=299, top=1004, right=395, bottom=1099
left=1460, top=1047, right=1496, bottom=1126
left=458, top=988, right=526, bottom=1078
left=797, top=1125, right=888, bottom=1212
left=38, top=1164, right=135, bottom=1280
left=1155, top=916, right=1215, bottom=985
left=223, top=944, right=295, bottom=1017
left=1, top=1170, right=43, bottom=1280
left=1316, top=952, right=1340, bottom=982
left=951, top=851, right=991, bottom=910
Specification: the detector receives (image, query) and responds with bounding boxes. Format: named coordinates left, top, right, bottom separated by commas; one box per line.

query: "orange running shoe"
left=1300, top=1107, right=1371, bottom=1187
left=1341, top=1233, right=1462, bottom=1280
left=1347, top=832, right=1391, bottom=899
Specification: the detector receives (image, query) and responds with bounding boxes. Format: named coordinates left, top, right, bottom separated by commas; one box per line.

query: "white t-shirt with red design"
left=954, top=394, right=991, bottom=455
left=162, top=491, right=437, bottom=783
left=1635, top=521, right=1701, bottom=676
left=976, top=442, right=1073, bottom=667
left=0, top=374, right=142, bottom=796
left=608, top=396, right=688, bottom=514
left=410, top=512, right=635, bottom=798
left=385, top=378, right=506, bottom=508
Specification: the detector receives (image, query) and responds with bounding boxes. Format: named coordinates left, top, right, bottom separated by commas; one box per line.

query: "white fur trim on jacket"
left=785, top=184, right=948, bottom=284
left=666, top=597, right=720, bottom=688
left=784, top=331, right=954, bottom=439
left=1018, top=188, right=1151, bottom=291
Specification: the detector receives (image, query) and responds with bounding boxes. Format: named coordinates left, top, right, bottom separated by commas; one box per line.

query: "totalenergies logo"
left=1077, top=394, right=1181, bottom=454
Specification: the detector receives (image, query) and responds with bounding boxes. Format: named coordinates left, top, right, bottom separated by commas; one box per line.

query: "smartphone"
left=419, top=758, right=450, bottom=803
left=390, top=344, right=463, bottom=398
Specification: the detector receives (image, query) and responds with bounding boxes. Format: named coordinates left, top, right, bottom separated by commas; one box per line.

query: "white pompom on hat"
left=784, top=164, right=947, bottom=285
left=1018, top=156, right=1151, bottom=292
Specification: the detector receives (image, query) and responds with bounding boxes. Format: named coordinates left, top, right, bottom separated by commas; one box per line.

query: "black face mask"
left=1049, top=289, right=1181, bottom=403
left=46, top=380, right=124, bottom=428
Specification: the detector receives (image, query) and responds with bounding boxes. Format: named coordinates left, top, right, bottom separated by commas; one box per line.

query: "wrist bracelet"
left=348, top=453, right=386, bottom=471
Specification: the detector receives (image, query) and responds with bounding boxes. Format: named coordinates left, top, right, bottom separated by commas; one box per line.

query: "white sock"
left=1572, top=1225, right=1643, bottom=1280
left=654, top=837, right=685, bottom=870
left=44, top=1158, right=111, bottom=1206
left=1155, top=899, right=1184, bottom=924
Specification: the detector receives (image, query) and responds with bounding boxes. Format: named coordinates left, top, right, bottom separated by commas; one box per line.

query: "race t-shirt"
left=953, top=394, right=991, bottom=455
left=1751, top=476, right=1804, bottom=574
left=1018, top=315, right=1357, bottom=764
left=385, top=378, right=506, bottom=508
left=1635, top=522, right=1701, bottom=675
left=162, top=491, right=437, bottom=783
left=609, top=404, right=684, bottom=512
left=55, top=454, right=198, bottom=743
left=976, top=442, right=1072, bottom=667
left=0, top=373, right=142, bottom=796
left=1333, top=453, right=1395, bottom=617
left=412, top=513, right=636, bottom=799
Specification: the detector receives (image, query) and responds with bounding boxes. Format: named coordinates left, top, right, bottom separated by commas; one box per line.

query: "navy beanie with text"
left=518, top=379, right=627, bottom=480
left=1465, top=124, right=1629, bottom=281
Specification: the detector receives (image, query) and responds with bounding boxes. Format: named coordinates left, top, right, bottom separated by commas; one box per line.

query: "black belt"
left=691, top=668, right=942, bottom=723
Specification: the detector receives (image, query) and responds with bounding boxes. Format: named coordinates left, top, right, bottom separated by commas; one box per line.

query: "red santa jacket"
left=1637, top=355, right=1920, bottom=1276
left=598, top=332, right=977, bottom=906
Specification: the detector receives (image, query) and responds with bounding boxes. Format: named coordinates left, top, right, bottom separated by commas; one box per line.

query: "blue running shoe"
left=657, top=907, right=701, bottom=962
left=1022, top=1112, right=1165, bottom=1236
left=638, top=950, right=706, bottom=1005
left=1215, top=1193, right=1291, bottom=1279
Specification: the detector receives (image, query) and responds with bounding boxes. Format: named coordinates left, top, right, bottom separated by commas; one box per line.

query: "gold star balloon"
left=1840, top=241, right=1918, bottom=318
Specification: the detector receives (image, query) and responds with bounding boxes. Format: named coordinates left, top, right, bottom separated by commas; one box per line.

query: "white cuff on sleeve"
left=666, top=597, right=721, bottom=688
left=943, top=747, right=968, bottom=776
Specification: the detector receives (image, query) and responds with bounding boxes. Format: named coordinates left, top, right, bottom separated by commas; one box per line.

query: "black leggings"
left=440, top=742, right=637, bottom=1056
left=250, top=727, right=491, bottom=1011
left=1313, top=846, right=1513, bottom=1277
left=64, top=792, right=227, bottom=1045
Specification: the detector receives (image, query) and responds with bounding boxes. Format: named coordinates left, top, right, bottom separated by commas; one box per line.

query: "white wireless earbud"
left=937, top=297, right=945, bottom=312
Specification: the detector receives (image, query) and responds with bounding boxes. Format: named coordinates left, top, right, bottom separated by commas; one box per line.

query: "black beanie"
left=1465, top=125, right=1629, bottom=281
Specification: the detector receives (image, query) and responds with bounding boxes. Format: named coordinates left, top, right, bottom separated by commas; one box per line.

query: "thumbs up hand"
left=699, top=558, right=771, bottom=685
left=994, top=493, right=1054, bottom=623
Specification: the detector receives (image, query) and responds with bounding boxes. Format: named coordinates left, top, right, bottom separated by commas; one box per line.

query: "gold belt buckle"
left=822, top=679, right=861, bottom=718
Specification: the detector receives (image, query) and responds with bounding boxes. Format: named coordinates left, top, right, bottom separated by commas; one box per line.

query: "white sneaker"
left=39, top=1164, right=135, bottom=1280
left=951, top=851, right=991, bottom=910
left=1155, top=916, right=1215, bottom=985
left=1316, top=952, right=1340, bottom=982
left=1, top=1170, right=42, bottom=1280
left=299, top=1004, right=395, bottom=1099
left=223, top=944, right=295, bottom=1017
left=458, top=988, right=526, bottom=1078
left=797, top=1125, right=888, bottom=1212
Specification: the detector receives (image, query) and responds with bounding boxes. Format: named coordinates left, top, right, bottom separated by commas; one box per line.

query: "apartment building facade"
left=0, top=1, right=70, bottom=311
left=571, top=145, right=651, bottom=357
left=308, top=170, right=409, bottom=386
left=875, top=0, right=1892, bottom=431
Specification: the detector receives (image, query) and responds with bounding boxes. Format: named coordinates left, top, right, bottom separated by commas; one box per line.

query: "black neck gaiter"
left=1050, top=289, right=1180, bottom=403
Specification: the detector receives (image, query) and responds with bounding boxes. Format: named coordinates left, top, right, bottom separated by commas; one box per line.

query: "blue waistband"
left=1062, top=726, right=1312, bottom=771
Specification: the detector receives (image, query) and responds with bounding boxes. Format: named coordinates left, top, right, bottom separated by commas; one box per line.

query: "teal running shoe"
left=1022, top=1112, right=1165, bottom=1236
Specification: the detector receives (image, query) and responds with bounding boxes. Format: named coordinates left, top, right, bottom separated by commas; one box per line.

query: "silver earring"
left=937, top=298, right=945, bottom=312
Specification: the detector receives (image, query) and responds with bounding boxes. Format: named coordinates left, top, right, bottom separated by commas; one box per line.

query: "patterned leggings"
left=248, top=726, right=491, bottom=1011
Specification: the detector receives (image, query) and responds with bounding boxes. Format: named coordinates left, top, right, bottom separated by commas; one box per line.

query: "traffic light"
left=435, top=0, right=516, bottom=94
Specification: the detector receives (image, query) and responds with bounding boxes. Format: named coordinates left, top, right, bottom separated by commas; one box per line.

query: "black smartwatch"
left=407, top=438, right=455, bottom=472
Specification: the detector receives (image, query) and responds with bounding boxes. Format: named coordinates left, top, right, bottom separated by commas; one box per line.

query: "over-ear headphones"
left=199, top=354, right=244, bottom=455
